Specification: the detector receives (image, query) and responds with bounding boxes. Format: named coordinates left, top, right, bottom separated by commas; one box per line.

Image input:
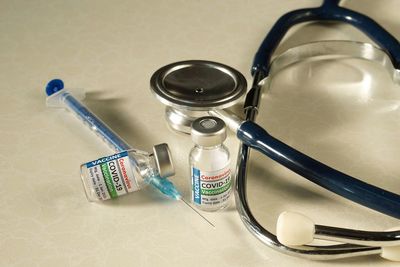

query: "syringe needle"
left=180, top=197, right=215, bottom=228
left=143, top=175, right=214, bottom=227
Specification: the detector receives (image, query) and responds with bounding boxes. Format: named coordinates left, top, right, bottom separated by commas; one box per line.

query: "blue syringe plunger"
left=46, top=79, right=65, bottom=96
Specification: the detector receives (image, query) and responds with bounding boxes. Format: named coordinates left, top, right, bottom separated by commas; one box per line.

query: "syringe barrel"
left=58, top=90, right=131, bottom=152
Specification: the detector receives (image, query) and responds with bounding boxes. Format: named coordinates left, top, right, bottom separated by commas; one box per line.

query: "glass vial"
left=189, top=116, right=231, bottom=211
left=80, top=144, right=174, bottom=201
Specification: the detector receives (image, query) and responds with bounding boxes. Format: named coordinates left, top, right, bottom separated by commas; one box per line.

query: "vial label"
left=191, top=165, right=231, bottom=207
left=85, top=151, right=139, bottom=200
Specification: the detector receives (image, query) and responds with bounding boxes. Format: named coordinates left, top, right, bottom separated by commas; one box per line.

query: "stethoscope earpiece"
left=277, top=211, right=400, bottom=261
left=277, top=211, right=315, bottom=246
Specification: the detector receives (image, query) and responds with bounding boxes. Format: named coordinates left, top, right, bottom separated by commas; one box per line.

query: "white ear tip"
left=276, top=211, right=315, bottom=246
left=381, top=227, right=400, bottom=261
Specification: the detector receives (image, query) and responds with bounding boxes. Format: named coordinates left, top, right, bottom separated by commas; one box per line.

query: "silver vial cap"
left=191, top=116, right=227, bottom=147
left=153, top=143, right=175, bottom=178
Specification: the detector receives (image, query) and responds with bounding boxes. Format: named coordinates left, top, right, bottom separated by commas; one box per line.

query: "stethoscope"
left=150, top=0, right=400, bottom=261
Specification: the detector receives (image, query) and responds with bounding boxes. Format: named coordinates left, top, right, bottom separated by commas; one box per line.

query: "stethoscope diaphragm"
left=150, top=60, right=247, bottom=133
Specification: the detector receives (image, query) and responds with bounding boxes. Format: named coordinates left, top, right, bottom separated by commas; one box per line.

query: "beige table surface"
left=1, top=0, right=400, bottom=266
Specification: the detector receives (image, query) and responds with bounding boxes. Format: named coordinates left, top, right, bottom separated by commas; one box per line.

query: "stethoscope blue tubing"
left=238, top=0, right=400, bottom=219
left=235, top=109, right=378, bottom=257
left=238, top=121, right=400, bottom=219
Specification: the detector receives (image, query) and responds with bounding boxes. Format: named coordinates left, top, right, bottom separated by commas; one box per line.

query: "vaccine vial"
left=189, top=116, right=231, bottom=211
left=80, top=143, right=174, bottom=201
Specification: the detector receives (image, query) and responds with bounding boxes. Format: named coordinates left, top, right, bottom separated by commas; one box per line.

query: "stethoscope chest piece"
left=150, top=60, right=247, bottom=133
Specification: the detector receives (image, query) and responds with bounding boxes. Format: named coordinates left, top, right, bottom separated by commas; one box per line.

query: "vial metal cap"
left=153, top=143, right=175, bottom=178
left=191, top=116, right=227, bottom=147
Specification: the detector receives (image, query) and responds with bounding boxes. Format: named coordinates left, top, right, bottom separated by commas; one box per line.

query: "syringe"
left=45, top=79, right=214, bottom=227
